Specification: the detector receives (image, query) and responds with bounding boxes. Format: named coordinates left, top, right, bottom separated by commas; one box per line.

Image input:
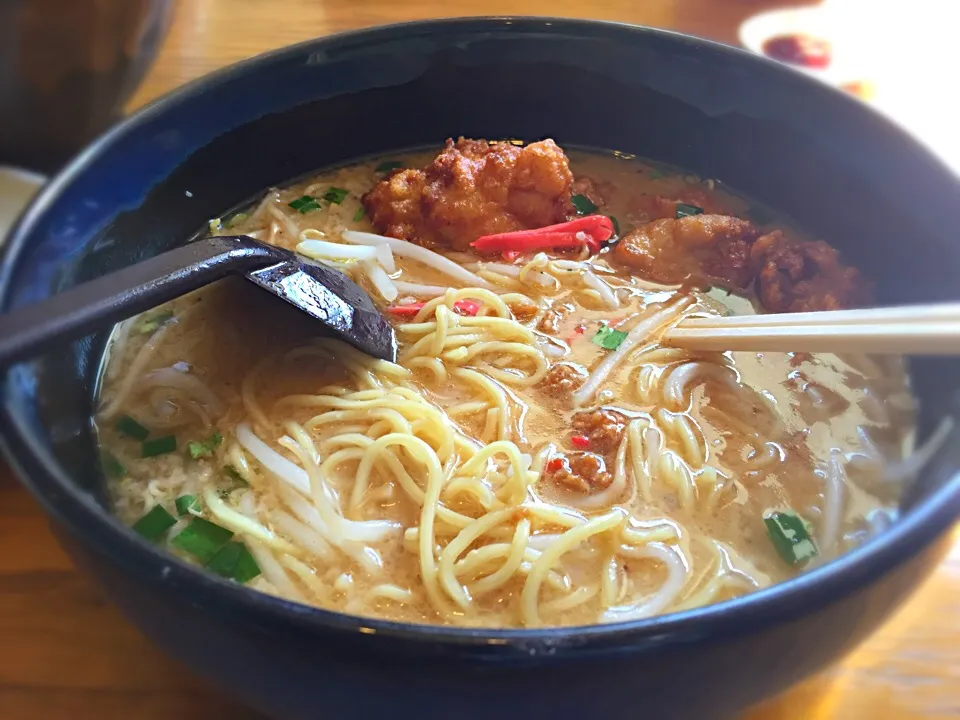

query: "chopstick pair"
left=661, top=302, right=960, bottom=355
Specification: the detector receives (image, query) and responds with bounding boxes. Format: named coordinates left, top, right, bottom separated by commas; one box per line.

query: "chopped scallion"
left=764, top=510, right=818, bottom=565
left=288, top=195, right=322, bottom=214
left=571, top=194, right=598, bottom=215
left=607, top=215, right=621, bottom=237
left=676, top=203, right=704, bottom=219
left=225, top=211, right=249, bottom=228
left=115, top=415, right=150, bottom=441
left=138, top=310, right=174, bottom=334
left=132, top=505, right=177, bottom=542
left=322, top=187, right=349, bottom=205
left=175, top=494, right=201, bottom=516
left=172, top=518, right=234, bottom=563
left=141, top=434, right=177, bottom=458
left=375, top=160, right=403, bottom=173
left=592, top=324, right=629, bottom=351
left=101, top=451, right=126, bottom=479
left=187, top=432, right=222, bottom=460
left=206, top=541, right=261, bottom=584
left=648, top=168, right=664, bottom=179
left=353, top=206, right=365, bottom=222
left=223, top=465, right=249, bottom=486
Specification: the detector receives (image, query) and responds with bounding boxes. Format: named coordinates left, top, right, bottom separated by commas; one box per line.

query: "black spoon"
left=0, top=235, right=398, bottom=367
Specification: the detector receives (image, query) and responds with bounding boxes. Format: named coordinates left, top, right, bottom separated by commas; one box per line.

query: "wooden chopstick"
left=662, top=303, right=960, bottom=355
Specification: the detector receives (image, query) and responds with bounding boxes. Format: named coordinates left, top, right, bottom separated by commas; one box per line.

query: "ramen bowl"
left=2, top=18, right=960, bottom=720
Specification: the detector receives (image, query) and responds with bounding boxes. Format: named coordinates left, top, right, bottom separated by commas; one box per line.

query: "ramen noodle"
left=97, top=140, right=920, bottom=628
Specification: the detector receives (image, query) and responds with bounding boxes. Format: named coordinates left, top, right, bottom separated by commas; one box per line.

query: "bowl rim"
left=2, top=15, right=959, bottom=657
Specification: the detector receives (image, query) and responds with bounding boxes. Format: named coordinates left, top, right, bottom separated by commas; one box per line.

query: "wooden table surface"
left=4, top=1, right=959, bottom=718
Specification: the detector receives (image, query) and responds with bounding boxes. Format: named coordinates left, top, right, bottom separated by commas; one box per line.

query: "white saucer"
left=738, top=6, right=868, bottom=87
left=0, top=167, right=45, bottom=244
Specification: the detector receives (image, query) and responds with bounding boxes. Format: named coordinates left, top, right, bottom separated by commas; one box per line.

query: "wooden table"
left=3, top=1, right=959, bottom=717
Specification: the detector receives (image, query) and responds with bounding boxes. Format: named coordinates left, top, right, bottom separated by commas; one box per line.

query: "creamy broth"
left=98, top=147, right=916, bottom=628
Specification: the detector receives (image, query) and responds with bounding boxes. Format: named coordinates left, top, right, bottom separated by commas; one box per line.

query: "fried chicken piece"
left=571, top=408, right=628, bottom=454
left=751, top=231, right=870, bottom=312
left=363, top=138, right=575, bottom=252
left=539, top=363, right=588, bottom=397
left=543, top=452, right=614, bottom=494
left=613, top=214, right=761, bottom=288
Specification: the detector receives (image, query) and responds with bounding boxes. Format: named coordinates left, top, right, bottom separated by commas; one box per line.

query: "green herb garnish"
left=101, top=451, right=126, bottom=479
left=571, top=194, right=598, bottom=215
left=676, top=203, right=704, bottom=219
left=289, top=195, right=322, bottom=213
left=592, top=324, right=629, bottom=351
left=223, top=465, right=248, bottom=486
left=141, top=434, right=177, bottom=458
left=375, top=160, right=404, bottom=173
left=225, top=211, right=249, bottom=228
left=115, top=415, right=150, bottom=441
left=172, top=518, right=234, bottom=563
left=353, top=207, right=366, bottom=222
left=206, top=541, right=261, bottom=584
left=607, top=215, right=621, bottom=237
left=187, top=432, right=222, bottom=460
left=139, top=310, right=174, bottom=334
left=175, top=494, right=201, bottom=516
left=764, top=510, right=818, bottom=565
left=322, top=187, right=349, bottom=205
left=132, top=505, right=177, bottom=542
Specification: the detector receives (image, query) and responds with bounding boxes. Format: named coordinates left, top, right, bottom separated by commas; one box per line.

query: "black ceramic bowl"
left=2, top=18, right=960, bottom=720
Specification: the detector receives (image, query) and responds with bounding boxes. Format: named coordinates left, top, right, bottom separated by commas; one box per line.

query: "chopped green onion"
left=132, top=505, right=177, bottom=542
left=288, top=195, right=322, bottom=213
left=225, top=211, right=249, bottom=228
left=676, top=203, right=704, bottom=219
left=571, top=194, right=598, bottom=215
left=322, top=187, right=349, bottom=205
left=647, top=168, right=664, bottom=179
left=101, top=451, right=126, bottom=479
left=375, top=160, right=403, bottom=173
left=223, top=465, right=249, bottom=486
left=172, top=518, right=234, bottom=563
left=175, top=494, right=201, bottom=516
left=353, top=206, right=366, bottom=222
left=592, top=324, right=629, bottom=351
left=138, top=310, right=174, bottom=334
left=206, top=541, right=261, bottom=583
left=187, top=432, right=222, bottom=460
left=115, top=415, right=150, bottom=441
left=764, top=510, right=818, bottom=565
left=607, top=215, right=621, bottom=237
left=141, top=434, right=177, bottom=458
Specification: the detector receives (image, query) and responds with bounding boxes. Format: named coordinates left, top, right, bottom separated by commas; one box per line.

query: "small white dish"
left=0, top=166, right=45, bottom=244
left=738, top=5, right=867, bottom=87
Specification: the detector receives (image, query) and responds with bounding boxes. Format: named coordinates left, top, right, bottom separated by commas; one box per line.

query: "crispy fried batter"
left=751, top=231, right=871, bottom=312
left=614, top=217, right=869, bottom=312
left=614, top=214, right=761, bottom=288
left=363, top=138, right=575, bottom=252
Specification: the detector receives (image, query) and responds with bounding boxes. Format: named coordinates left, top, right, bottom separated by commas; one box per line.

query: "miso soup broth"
left=97, top=139, right=918, bottom=628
